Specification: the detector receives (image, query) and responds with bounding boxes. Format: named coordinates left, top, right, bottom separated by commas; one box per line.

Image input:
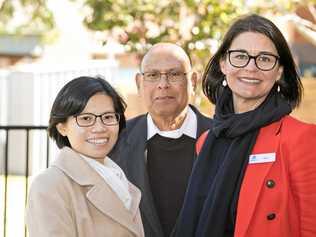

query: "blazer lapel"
left=189, top=104, right=212, bottom=138
left=126, top=115, right=164, bottom=237
left=235, top=120, right=282, bottom=237
left=52, top=147, right=142, bottom=237
left=86, top=180, right=142, bottom=236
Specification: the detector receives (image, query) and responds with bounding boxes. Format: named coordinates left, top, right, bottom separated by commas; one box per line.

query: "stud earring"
left=277, top=84, right=280, bottom=93
left=222, top=79, right=227, bottom=87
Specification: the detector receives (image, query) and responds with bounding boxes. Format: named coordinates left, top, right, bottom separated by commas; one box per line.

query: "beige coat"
left=26, top=147, right=144, bottom=237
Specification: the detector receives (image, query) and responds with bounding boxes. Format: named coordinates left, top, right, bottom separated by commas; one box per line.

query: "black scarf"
left=173, top=88, right=291, bottom=237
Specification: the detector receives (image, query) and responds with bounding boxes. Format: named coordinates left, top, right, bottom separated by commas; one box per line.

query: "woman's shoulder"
left=280, top=115, right=316, bottom=143
left=28, top=166, right=70, bottom=196
left=282, top=115, right=316, bottom=131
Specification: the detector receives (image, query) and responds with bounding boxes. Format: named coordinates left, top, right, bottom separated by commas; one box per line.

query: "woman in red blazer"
left=174, top=14, right=316, bottom=237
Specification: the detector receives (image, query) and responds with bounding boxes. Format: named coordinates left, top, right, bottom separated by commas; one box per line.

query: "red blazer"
left=196, top=116, right=316, bottom=237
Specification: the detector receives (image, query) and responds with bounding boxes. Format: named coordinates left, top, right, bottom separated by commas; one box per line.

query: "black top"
left=147, top=134, right=195, bottom=237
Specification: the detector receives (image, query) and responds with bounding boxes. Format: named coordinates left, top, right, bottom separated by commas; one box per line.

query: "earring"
left=222, top=79, right=227, bottom=87
left=277, top=84, right=280, bottom=93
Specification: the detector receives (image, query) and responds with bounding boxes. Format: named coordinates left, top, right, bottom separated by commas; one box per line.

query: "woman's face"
left=57, top=93, right=119, bottom=159
left=220, top=32, right=283, bottom=112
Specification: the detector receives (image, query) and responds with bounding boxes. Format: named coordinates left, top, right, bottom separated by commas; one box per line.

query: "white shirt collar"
left=147, top=106, right=197, bottom=140
left=80, top=155, right=132, bottom=210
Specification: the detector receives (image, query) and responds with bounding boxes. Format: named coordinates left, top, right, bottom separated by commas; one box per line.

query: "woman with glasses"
left=26, top=76, right=144, bottom=237
left=173, top=14, right=316, bottom=237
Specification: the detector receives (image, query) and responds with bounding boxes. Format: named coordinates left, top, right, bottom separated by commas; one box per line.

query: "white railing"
left=0, top=59, right=138, bottom=174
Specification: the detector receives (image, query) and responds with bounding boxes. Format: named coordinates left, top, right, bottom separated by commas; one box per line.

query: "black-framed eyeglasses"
left=75, top=112, right=120, bottom=127
left=141, top=70, right=189, bottom=83
left=227, top=50, right=279, bottom=71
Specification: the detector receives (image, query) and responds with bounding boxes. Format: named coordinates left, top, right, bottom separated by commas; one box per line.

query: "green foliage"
left=0, top=0, right=54, bottom=35
left=80, top=0, right=301, bottom=69
left=0, top=0, right=307, bottom=67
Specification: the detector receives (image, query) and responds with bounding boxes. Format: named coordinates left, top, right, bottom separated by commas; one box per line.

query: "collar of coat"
left=52, top=147, right=142, bottom=236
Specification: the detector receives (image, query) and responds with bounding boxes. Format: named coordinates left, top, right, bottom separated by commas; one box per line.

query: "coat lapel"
left=126, top=115, right=164, bottom=237
left=189, top=104, right=212, bottom=138
left=52, top=147, right=142, bottom=237
left=86, top=180, right=142, bottom=236
left=235, top=120, right=283, bottom=237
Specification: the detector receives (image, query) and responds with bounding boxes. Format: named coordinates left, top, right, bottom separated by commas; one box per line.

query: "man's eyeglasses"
left=75, top=112, right=120, bottom=127
left=141, top=71, right=189, bottom=83
left=227, top=50, right=279, bottom=71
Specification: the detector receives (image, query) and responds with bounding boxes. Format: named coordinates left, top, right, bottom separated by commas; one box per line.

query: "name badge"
left=249, top=153, right=276, bottom=164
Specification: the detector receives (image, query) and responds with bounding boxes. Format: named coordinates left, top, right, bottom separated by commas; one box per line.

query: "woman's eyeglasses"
left=227, top=50, right=279, bottom=71
left=74, top=112, right=120, bottom=127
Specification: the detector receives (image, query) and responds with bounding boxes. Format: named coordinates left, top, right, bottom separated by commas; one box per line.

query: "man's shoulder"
left=189, top=104, right=211, bottom=120
left=189, top=105, right=212, bottom=138
left=126, top=113, right=147, bottom=130
left=189, top=104, right=212, bottom=124
left=110, top=114, right=147, bottom=164
left=114, top=113, right=147, bottom=145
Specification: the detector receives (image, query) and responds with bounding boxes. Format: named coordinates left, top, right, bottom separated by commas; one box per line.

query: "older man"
left=111, top=43, right=212, bottom=237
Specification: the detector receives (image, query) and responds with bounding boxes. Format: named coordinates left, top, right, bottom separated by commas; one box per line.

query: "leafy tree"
left=0, top=0, right=54, bottom=34
left=82, top=0, right=245, bottom=66
left=79, top=0, right=315, bottom=113
left=0, top=0, right=313, bottom=67
left=80, top=0, right=304, bottom=67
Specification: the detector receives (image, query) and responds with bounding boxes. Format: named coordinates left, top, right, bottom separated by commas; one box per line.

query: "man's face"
left=136, top=50, right=196, bottom=121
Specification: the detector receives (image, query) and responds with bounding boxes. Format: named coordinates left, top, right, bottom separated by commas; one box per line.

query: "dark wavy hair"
left=202, top=14, right=302, bottom=108
left=48, top=76, right=127, bottom=148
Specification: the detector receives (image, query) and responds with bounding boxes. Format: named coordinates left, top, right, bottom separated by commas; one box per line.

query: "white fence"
left=0, top=59, right=121, bottom=126
left=0, top=59, right=136, bottom=175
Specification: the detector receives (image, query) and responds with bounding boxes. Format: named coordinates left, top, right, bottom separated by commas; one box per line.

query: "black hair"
left=202, top=14, right=302, bottom=108
left=48, top=76, right=127, bottom=148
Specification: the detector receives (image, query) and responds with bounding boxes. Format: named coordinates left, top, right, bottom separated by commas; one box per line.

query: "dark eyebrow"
left=257, top=51, right=279, bottom=56
left=78, top=111, right=116, bottom=116
left=229, top=49, right=277, bottom=56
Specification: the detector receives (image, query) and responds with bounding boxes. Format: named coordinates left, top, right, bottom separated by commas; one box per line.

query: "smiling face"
left=56, top=93, right=119, bottom=159
left=136, top=44, right=196, bottom=123
left=220, top=32, right=283, bottom=113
